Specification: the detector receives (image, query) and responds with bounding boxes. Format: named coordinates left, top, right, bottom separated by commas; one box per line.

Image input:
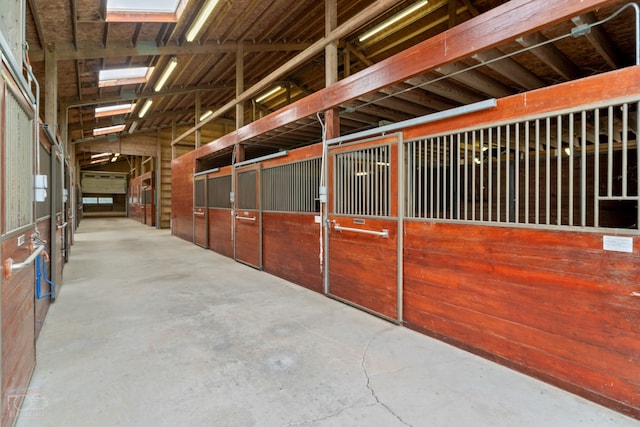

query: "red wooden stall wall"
left=403, top=222, right=640, bottom=417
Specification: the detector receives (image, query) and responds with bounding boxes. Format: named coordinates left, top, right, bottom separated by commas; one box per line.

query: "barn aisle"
left=16, top=218, right=637, bottom=427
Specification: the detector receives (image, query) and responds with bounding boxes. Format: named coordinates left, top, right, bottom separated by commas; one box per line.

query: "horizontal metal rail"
left=57, top=222, right=68, bottom=230
left=333, top=224, right=389, bottom=238
left=3, top=244, right=45, bottom=279
left=235, top=215, right=257, bottom=222
left=193, top=211, right=205, bottom=217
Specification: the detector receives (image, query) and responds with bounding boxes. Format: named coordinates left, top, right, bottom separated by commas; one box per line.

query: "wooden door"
left=193, top=175, right=208, bottom=248
left=234, top=165, right=261, bottom=269
left=327, top=135, right=402, bottom=322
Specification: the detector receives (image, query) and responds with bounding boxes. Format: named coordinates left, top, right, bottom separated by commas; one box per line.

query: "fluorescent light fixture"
left=200, top=110, right=213, bottom=121
left=111, top=156, right=118, bottom=162
left=138, top=99, right=153, bottom=118
left=128, top=120, right=138, bottom=134
left=255, top=85, right=284, bottom=103
left=359, top=0, right=430, bottom=42
left=93, top=124, right=126, bottom=136
left=90, top=152, right=112, bottom=159
left=355, top=171, right=369, bottom=177
left=99, top=67, right=154, bottom=87
left=376, top=161, right=390, bottom=167
left=564, top=147, right=572, bottom=156
left=95, top=103, right=135, bottom=118
left=186, top=0, right=220, bottom=42
left=474, top=157, right=482, bottom=165
left=154, top=57, right=178, bottom=92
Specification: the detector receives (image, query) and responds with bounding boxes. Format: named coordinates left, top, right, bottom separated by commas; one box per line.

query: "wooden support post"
left=195, top=92, right=201, bottom=149
left=236, top=42, right=244, bottom=129
left=325, top=108, right=340, bottom=140
left=235, top=143, right=245, bottom=163
left=325, top=0, right=338, bottom=87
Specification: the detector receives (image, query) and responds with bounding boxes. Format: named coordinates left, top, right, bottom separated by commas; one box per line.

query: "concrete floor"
left=16, top=218, right=639, bottom=427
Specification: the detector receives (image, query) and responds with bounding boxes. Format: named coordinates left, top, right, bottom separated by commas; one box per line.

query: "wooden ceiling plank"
left=516, top=32, right=582, bottom=81
left=472, top=48, right=547, bottom=90
left=27, top=0, right=46, bottom=47
left=572, top=12, right=624, bottom=69
left=435, top=62, right=514, bottom=98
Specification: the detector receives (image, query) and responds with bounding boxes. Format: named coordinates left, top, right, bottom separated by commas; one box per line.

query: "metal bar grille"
left=261, top=158, right=321, bottom=213
left=4, top=89, right=34, bottom=233
left=194, top=178, right=206, bottom=208
left=207, top=175, right=232, bottom=208
left=334, top=145, right=390, bottom=217
left=405, top=100, right=640, bottom=232
left=237, top=170, right=257, bottom=210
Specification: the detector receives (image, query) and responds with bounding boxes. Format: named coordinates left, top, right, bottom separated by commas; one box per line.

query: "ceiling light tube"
left=154, top=57, right=178, bottom=92
left=138, top=99, right=153, bottom=118
left=199, top=110, right=213, bottom=121
left=186, top=0, right=220, bottom=42
left=128, top=120, right=138, bottom=134
left=255, top=85, right=284, bottom=103
left=359, top=0, right=430, bottom=42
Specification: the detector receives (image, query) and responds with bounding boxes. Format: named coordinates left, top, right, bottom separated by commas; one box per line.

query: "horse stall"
left=173, top=65, right=640, bottom=418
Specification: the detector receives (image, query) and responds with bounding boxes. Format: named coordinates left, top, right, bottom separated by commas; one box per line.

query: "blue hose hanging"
left=35, top=247, right=56, bottom=301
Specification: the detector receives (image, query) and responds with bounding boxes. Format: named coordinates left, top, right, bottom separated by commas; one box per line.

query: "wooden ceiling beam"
left=27, top=0, right=46, bottom=48
left=435, top=62, right=514, bottom=98
left=572, top=12, right=624, bottom=69
left=516, top=32, right=582, bottom=81
left=472, top=48, right=547, bottom=90
left=28, top=40, right=313, bottom=62
left=191, top=0, right=619, bottom=156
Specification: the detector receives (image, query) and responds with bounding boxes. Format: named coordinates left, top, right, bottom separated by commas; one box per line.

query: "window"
left=98, top=67, right=154, bottom=88
left=95, top=103, right=135, bottom=118
left=106, top=0, right=187, bottom=22
left=82, top=197, right=113, bottom=205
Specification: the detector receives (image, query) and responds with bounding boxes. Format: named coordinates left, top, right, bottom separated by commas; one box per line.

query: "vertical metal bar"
left=569, top=113, right=575, bottom=226
left=505, top=125, right=510, bottom=222
left=497, top=126, right=501, bottom=222
left=535, top=119, right=540, bottom=225
left=594, top=109, right=600, bottom=228
left=545, top=117, right=551, bottom=226
left=472, top=130, right=477, bottom=221
left=450, top=135, right=454, bottom=219
left=557, top=115, right=562, bottom=226
left=622, top=103, right=629, bottom=198
left=464, top=133, right=469, bottom=220
left=429, top=138, right=434, bottom=218
left=488, top=128, right=493, bottom=222
left=436, top=137, right=441, bottom=219
left=515, top=123, right=520, bottom=223
left=581, top=110, right=587, bottom=227
left=607, top=106, right=613, bottom=198
left=456, top=134, right=461, bottom=220
left=525, top=121, right=530, bottom=224
left=480, top=130, right=485, bottom=221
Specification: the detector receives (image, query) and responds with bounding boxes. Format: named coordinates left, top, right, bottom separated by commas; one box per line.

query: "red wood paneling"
left=262, top=212, right=323, bottom=293
left=1, top=236, right=37, bottom=427
left=403, top=221, right=640, bottom=418
left=171, top=152, right=195, bottom=241
left=193, top=208, right=207, bottom=248
left=208, top=208, right=233, bottom=258
left=328, top=217, right=398, bottom=319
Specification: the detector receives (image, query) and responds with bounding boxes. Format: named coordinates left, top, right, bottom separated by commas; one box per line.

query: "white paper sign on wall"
left=602, top=236, right=633, bottom=253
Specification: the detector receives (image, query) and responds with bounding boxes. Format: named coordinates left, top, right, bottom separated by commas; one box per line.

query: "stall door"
left=327, top=135, right=402, bottom=322
left=234, top=165, right=261, bottom=269
left=193, top=175, right=208, bottom=248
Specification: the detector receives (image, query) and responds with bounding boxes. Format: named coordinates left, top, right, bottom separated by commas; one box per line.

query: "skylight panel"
left=95, top=103, right=135, bottom=118
left=98, top=67, right=154, bottom=88
left=106, top=0, right=187, bottom=22
left=93, top=124, right=126, bottom=136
